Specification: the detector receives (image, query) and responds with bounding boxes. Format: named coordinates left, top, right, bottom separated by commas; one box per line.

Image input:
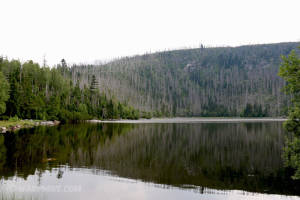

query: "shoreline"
left=87, top=117, right=287, bottom=124
left=0, top=120, right=60, bottom=133
left=0, top=117, right=287, bottom=133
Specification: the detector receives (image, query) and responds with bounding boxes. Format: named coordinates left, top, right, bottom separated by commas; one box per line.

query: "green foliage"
left=90, top=75, right=98, bottom=92
left=279, top=47, right=300, bottom=179
left=279, top=50, right=300, bottom=101
left=240, top=103, right=267, bottom=117
left=0, top=71, right=9, bottom=114
left=8, top=116, right=19, bottom=122
left=284, top=107, right=300, bottom=136
left=0, top=57, right=148, bottom=121
left=283, top=137, right=300, bottom=179
left=140, top=111, right=152, bottom=119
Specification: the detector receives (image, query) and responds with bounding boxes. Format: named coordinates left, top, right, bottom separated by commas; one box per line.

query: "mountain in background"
left=69, top=42, right=300, bottom=117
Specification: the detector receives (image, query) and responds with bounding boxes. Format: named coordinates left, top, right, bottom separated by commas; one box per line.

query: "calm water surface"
left=0, top=121, right=300, bottom=199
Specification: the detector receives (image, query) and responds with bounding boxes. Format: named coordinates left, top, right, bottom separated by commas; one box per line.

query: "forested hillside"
left=70, top=42, right=300, bottom=117
left=0, top=58, right=146, bottom=121
left=0, top=42, right=298, bottom=119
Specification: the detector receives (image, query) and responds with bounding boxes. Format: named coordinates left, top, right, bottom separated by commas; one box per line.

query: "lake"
left=0, top=120, right=300, bottom=200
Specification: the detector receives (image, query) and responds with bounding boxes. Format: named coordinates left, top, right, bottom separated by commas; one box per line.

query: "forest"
left=0, top=58, right=149, bottom=122
left=0, top=42, right=299, bottom=121
left=70, top=42, right=300, bottom=117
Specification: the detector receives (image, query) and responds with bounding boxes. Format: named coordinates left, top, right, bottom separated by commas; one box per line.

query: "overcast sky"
left=1, top=0, right=299, bottom=66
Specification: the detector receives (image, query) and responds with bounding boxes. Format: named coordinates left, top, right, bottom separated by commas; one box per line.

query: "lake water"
left=0, top=121, right=300, bottom=200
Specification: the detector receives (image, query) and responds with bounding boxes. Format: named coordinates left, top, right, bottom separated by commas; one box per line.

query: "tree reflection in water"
left=0, top=122, right=299, bottom=195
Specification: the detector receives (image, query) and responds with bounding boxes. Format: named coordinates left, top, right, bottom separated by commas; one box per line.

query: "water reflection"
left=0, top=122, right=299, bottom=199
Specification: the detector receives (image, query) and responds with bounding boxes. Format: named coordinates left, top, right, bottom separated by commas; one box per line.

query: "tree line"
left=0, top=58, right=150, bottom=122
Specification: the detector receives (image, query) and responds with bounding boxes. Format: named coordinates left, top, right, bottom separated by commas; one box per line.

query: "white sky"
left=0, top=0, right=299, bottom=66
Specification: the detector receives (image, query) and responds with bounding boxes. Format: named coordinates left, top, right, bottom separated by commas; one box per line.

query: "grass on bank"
left=0, top=116, right=41, bottom=129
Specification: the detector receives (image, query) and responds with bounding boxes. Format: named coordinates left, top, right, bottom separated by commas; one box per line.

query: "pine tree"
left=90, top=75, right=98, bottom=92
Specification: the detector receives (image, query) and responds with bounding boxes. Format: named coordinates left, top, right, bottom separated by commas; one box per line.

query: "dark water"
left=0, top=122, right=300, bottom=200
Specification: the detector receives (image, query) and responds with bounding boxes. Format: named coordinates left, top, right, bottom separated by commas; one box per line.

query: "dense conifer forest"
left=0, top=58, right=147, bottom=122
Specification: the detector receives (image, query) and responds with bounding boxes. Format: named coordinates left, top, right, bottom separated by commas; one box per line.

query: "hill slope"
left=70, top=42, right=300, bottom=117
